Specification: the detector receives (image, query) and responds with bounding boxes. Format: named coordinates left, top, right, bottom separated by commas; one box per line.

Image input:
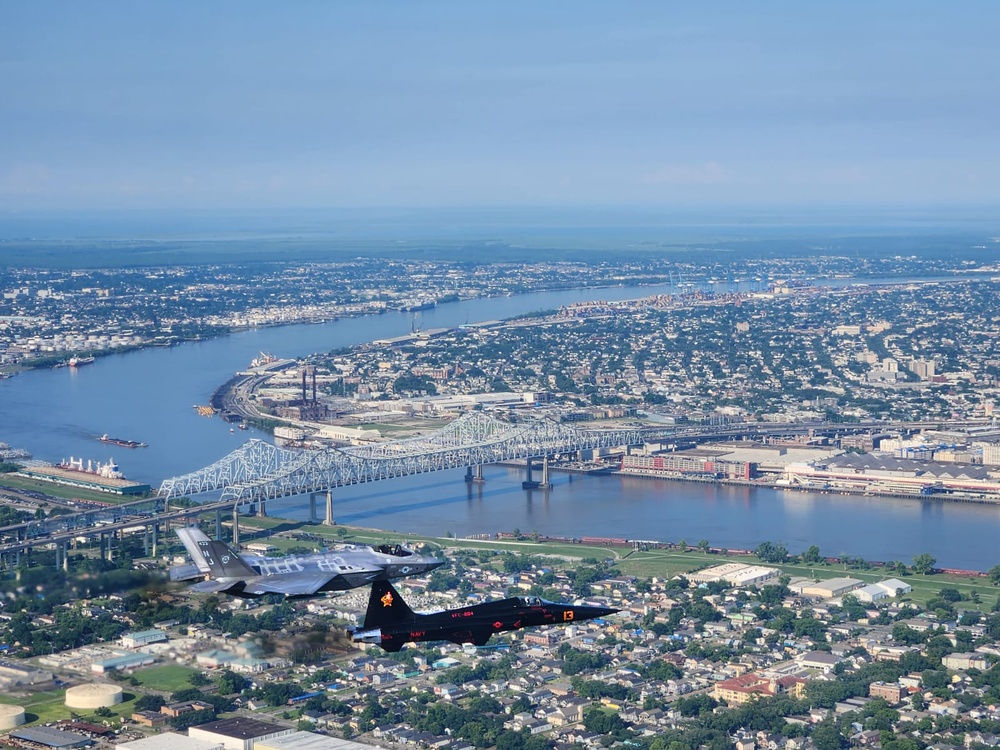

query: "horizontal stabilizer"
left=169, top=563, right=204, bottom=582
left=189, top=579, right=239, bottom=594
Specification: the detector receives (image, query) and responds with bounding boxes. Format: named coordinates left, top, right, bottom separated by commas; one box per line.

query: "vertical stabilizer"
left=201, top=540, right=257, bottom=578
left=175, top=527, right=213, bottom=573
left=364, top=581, right=415, bottom=628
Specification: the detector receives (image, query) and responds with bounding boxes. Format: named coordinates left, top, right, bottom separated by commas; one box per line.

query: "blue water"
left=3, top=281, right=1000, bottom=569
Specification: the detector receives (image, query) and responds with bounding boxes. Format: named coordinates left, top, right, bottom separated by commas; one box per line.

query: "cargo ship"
left=98, top=434, right=148, bottom=448
left=68, top=356, right=96, bottom=367
left=60, top=456, right=125, bottom=479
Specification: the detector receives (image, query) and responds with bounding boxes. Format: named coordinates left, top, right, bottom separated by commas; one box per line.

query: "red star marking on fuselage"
left=381, top=591, right=394, bottom=607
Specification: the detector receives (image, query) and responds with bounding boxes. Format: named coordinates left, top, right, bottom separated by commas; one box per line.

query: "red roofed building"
left=712, top=673, right=807, bottom=706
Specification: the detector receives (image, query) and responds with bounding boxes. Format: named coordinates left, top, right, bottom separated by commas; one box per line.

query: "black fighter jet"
left=353, top=580, right=618, bottom=651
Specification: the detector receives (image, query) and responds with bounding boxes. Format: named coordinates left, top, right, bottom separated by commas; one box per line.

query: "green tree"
left=755, top=541, right=789, bottom=563
left=912, top=553, right=937, bottom=575
left=811, top=720, right=847, bottom=749
left=989, top=564, right=1000, bottom=586
left=802, top=545, right=822, bottom=564
left=697, top=540, right=710, bottom=554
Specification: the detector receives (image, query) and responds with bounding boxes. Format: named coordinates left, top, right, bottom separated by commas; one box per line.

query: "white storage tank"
left=65, top=682, right=123, bottom=709
left=0, top=704, right=25, bottom=730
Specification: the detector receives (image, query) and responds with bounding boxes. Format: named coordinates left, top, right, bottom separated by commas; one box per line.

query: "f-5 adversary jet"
left=171, top=527, right=444, bottom=599
left=353, top=580, right=618, bottom=651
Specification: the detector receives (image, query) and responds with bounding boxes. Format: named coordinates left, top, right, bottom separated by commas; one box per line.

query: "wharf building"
left=782, top=454, right=1000, bottom=497
left=619, top=450, right=755, bottom=480
left=16, top=461, right=149, bottom=495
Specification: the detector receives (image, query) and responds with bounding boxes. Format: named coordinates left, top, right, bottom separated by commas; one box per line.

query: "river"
left=2, top=278, right=999, bottom=570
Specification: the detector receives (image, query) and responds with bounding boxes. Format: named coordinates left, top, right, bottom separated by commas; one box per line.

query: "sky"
left=2, top=1, right=1000, bottom=212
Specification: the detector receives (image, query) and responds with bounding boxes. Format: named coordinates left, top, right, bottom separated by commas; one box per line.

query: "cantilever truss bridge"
left=159, top=412, right=648, bottom=505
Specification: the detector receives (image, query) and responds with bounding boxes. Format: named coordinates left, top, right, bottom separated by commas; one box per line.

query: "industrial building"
left=91, top=651, right=155, bottom=674
left=854, top=578, right=911, bottom=602
left=620, top=451, right=755, bottom=480
left=188, top=718, right=293, bottom=750
left=782, top=454, right=1000, bottom=497
left=120, top=630, right=168, bottom=649
left=790, top=578, right=864, bottom=599
left=9, top=727, right=92, bottom=748
left=687, top=563, right=779, bottom=587
left=118, top=733, right=223, bottom=750
left=256, top=731, right=379, bottom=750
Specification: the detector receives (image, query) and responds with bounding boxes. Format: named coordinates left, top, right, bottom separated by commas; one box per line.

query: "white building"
left=118, top=733, right=223, bottom=750
left=189, top=719, right=293, bottom=750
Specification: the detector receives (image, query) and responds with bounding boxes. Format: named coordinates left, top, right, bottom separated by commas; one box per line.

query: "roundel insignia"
left=221, top=555, right=230, bottom=563
left=493, top=621, right=503, bottom=629
left=399, top=566, right=411, bottom=574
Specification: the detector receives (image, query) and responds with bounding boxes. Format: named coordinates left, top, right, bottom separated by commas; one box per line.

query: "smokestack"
left=312, top=368, right=317, bottom=404
left=301, top=369, right=307, bottom=403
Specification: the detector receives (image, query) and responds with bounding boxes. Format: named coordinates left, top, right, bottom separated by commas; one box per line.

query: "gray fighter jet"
left=170, top=527, right=444, bottom=599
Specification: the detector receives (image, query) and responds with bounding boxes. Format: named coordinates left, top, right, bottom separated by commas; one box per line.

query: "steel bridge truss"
left=159, top=412, right=645, bottom=505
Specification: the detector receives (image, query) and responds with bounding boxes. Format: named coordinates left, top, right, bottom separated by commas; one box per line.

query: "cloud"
left=642, top=161, right=730, bottom=185
left=0, top=163, right=50, bottom=194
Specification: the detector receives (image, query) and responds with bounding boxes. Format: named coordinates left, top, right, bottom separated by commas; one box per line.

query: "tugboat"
left=99, top=434, right=148, bottom=448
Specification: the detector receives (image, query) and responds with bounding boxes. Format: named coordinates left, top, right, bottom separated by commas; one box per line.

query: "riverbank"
left=231, top=517, right=1000, bottom=608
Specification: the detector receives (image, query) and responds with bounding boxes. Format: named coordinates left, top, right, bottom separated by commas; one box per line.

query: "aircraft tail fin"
left=200, top=540, right=257, bottom=578
left=364, top=581, right=415, bottom=629
left=175, top=527, right=213, bottom=573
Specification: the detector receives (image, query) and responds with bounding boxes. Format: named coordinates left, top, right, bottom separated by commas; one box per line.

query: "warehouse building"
left=120, top=630, right=168, bottom=649
left=189, top=718, right=293, bottom=750
left=118, top=733, right=223, bottom=750
left=256, top=731, right=377, bottom=750
left=687, top=563, right=779, bottom=587
left=854, top=578, right=911, bottom=602
left=9, top=727, right=92, bottom=748
left=792, top=578, right=864, bottom=599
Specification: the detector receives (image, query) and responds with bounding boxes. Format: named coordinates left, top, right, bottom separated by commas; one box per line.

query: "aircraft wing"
left=241, top=573, right=334, bottom=597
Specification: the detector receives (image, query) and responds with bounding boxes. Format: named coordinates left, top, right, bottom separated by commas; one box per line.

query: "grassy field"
left=132, top=665, right=200, bottom=693
left=227, top=519, right=1000, bottom=610
left=0, top=688, right=69, bottom=725
left=0, top=687, right=140, bottom=726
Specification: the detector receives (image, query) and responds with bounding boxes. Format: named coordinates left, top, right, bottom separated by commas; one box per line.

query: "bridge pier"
left=522, top=456, right=553, bottom=490
left=232, top=507, right=241, bottom=548
left=522, top=456, right=551, bottom=490
left=152, top=521, right=159, bottom=557
left=308, top=493, right=319, bottom=523
left=215, top=510, right=223, bottom=540
left=256, top=500, right=267, bottom=518
left=324, top=490, right=335, bottom=526
left=465, top=465, right=486, bottom=483
left=55, top=541, right=68, bottom=572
